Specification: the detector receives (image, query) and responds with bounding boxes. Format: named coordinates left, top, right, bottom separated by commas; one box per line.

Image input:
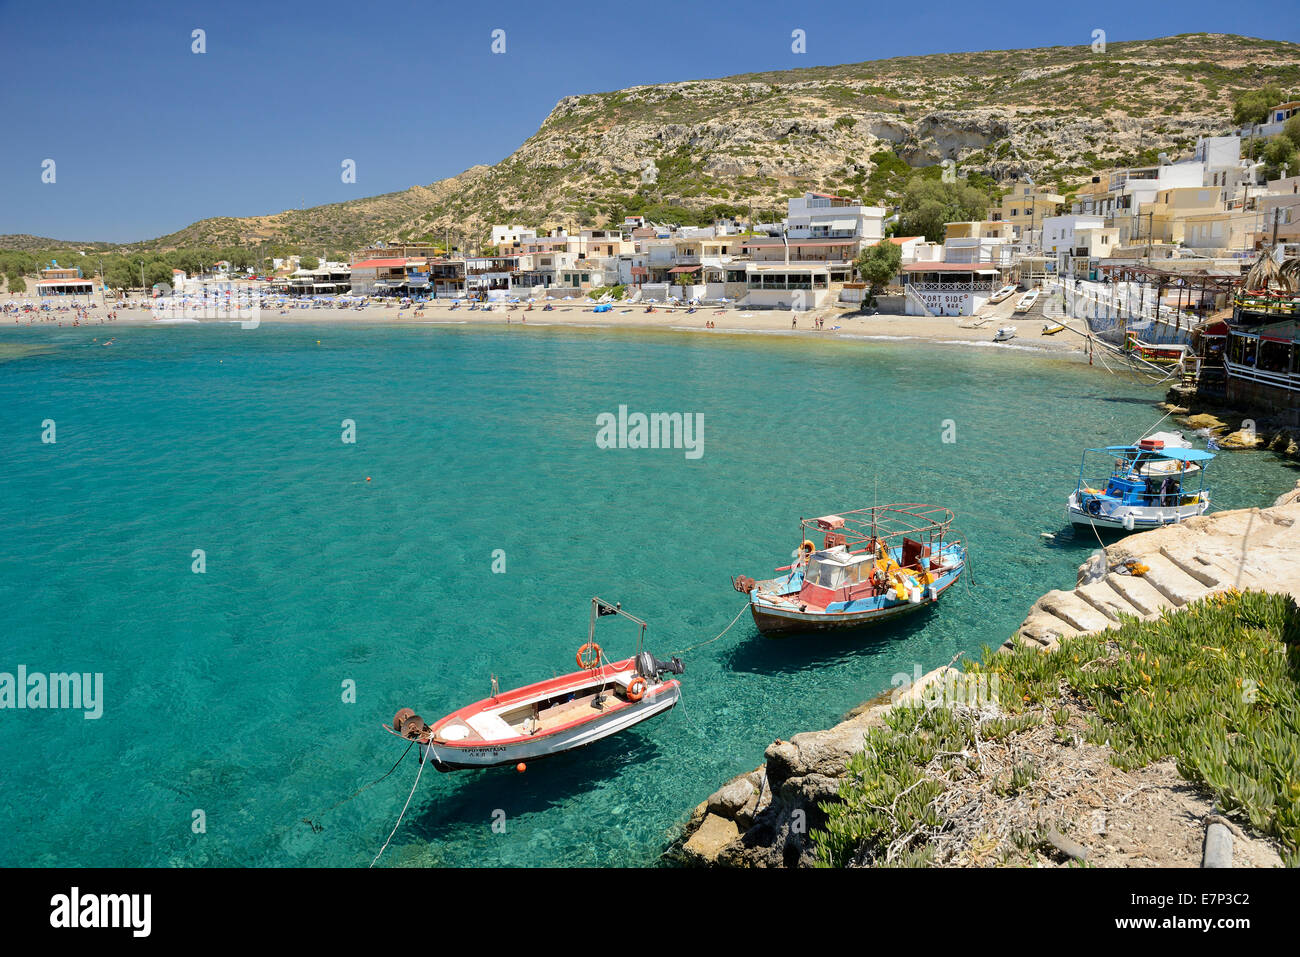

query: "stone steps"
left=1106, top=572, right=1174, bottom=617
left=1137, top=553, right=1212, bottom=607
left=1075, top=579, right=1141, bottom=622
left=1158, top=545, right=1225, bottom=588
left=1037, top=588, right=1115, bottom=633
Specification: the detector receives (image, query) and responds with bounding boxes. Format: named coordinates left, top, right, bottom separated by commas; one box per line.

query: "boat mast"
left=590, top=597, right=648, bottom=656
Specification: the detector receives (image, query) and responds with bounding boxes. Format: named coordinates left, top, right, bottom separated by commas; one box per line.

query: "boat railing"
left=799, top=504, right=959, bottom=550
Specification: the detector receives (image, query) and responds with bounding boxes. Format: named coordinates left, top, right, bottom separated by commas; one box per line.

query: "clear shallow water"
left=1, top=323, right=1296, bottom=868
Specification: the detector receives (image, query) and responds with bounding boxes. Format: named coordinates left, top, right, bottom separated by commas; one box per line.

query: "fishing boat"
left=384, top=598, right=684, bottom=770
left=1125, top=334, right=1188, bottom=365
left=1041, top=321, right=1066, bottom=335
left=1066, top=437, right=1214, bottom=532
left=731, top=505, right=967, bottom=635
left=993, top=326, right=1017, bottom=342
left=988, top=283, right=1019, bottom=304
left=1013, top=289, right=1040, bottom=313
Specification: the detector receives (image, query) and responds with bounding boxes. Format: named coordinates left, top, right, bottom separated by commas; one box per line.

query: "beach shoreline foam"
left=2, top=300, right=1092, bottom=356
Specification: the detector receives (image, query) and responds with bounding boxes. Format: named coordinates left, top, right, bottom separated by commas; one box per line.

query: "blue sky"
left=0, top=0, right=1295, bottom=243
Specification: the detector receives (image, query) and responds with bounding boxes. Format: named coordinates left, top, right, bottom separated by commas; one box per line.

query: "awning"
left=668, top=265, right=702, bottom=274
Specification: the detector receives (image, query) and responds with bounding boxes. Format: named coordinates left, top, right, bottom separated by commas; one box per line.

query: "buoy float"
left=515, top=763, right=526, bottom=773
left=626, top=676, right=648, bottom=702
left=366, top=476, right=371, bottom=482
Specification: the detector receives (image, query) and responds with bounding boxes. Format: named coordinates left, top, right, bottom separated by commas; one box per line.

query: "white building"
left=491, top=225, right=538, bottom=247
left=786, top=192, right=885, bottom=246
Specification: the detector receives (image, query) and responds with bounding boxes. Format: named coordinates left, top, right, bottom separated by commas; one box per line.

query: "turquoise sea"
left=1, top=323, right=1296, bottom=867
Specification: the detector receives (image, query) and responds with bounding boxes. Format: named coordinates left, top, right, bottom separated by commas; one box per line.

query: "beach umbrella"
left=1245, top=252, right=1281, bottom=291
left=1280, top=256, right=1300, bottom=293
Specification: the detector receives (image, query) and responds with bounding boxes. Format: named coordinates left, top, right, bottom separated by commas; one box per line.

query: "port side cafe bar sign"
left=921, top=291, right=978, bottom=316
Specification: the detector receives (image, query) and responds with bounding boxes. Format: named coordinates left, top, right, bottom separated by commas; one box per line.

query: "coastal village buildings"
left=35, top=264, right=95, bottom=298
left=310, top=119, right=1300, bottom=322
left=1042, top=214, right=1120, bottom=279
left=990, top=182, right=1063, bottom=239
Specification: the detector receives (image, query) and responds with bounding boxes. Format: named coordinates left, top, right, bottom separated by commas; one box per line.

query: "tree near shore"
left=855, top=241, right=902, bottom=306
left=897, top=177, right=989, bottom=243
left=1233, top=85, right=1283, bottom=127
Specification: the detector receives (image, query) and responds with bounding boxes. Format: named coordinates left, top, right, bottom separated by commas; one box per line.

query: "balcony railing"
left=1224, top=359, right=1300, bottom=392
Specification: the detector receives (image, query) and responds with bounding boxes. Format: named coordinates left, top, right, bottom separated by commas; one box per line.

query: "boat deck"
left=437, top=677, right=635, bottom=743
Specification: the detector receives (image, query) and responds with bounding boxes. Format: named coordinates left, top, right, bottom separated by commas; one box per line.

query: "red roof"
left=351, top=258, right=405, bottom=268
left=668, top=265, right=702, bottom=273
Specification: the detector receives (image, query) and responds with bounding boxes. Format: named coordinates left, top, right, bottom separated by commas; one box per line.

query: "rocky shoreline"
left=669, top=480, right=1300, bottom=867
left=1162, top=384, right=1300, bottom=459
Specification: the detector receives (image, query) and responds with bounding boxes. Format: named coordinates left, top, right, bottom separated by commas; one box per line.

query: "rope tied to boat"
left=670, top=603, right=749, bottom=657
left=299, top=740, right=414, bottom=833
left=370, top=751, right=427, bottom=868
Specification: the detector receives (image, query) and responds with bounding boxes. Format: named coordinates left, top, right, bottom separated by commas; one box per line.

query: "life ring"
left=799, top=540, right=816, bottom=559
left=576, top=642, right=602, bottom=669
left=1086, top=498, right=1101, bottom=516
left=626, top=676, right=647, bottom=702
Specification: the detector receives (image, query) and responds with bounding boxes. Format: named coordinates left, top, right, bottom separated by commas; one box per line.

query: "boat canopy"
left=1098, top=445, right=1214, bottom=462
left=1158, top=447, right=1215, bottom=463
left=813, top=514, right=846, bottom=530
left=804, top=547, right=876, bottom=588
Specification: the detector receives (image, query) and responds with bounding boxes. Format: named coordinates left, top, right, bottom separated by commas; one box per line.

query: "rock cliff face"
left=116, top=33, right=1300, bottom=250
left=671, top=481, right=1300, bottom=867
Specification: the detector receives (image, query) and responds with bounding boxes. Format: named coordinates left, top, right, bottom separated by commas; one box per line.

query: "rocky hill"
left=9, top=33, right=1299, bottom=252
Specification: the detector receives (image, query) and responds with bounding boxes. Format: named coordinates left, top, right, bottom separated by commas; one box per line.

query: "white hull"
left=1067, top=492, right=1209, bottom=531
left=419, top=684, right=680, bottom=769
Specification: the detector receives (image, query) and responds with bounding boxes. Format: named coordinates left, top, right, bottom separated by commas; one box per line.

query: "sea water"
left=0, top=323, right=1295, bottom=867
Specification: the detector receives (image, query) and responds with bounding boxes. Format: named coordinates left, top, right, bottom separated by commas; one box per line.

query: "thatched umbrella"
left=1245, top=252, right=1282, bottom=291
left=1278, top=256, right=1300, bottom=294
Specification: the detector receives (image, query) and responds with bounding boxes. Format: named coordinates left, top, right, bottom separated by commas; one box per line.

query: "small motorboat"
left=993, top=326, right=1017, bottom=342
left=1125, top=335, right=1189, bottom=365
left=988, top=283, right=1019, bottom=304
left=1066, top=436, right=1213, bottom=532
left=732, top=505, right=967, bottom=636
left=1013, top=290, right=1039, bottom=314
left=1041, top=321, right=1066, bottom=335
left=385, top=598, right=684, bottom=770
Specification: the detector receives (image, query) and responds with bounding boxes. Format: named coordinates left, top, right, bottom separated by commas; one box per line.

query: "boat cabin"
left=1084, top=444, right=1213, bottom=509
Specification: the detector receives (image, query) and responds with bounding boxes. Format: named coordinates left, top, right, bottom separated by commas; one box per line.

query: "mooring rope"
left=370, top=752, right=426, bottom=868
left=670, top=603, right=748, bottom=657
left=301, top=741, right=413, bottom=832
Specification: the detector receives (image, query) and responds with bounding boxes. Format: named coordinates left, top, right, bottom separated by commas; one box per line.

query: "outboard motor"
left=636, top=651, right=685, bottom=679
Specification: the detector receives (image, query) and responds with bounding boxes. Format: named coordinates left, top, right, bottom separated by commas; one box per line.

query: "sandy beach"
left=2, top=297, right=1091, bottom=355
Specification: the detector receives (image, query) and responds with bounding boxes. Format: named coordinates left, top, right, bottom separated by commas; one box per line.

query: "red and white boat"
left=385, top=599, right=684, bottom=771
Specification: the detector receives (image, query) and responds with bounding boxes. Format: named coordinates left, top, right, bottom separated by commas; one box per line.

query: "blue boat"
left=1066, top=438, right=1214, bottom=532
left=732, top=505, right=967, bottom=635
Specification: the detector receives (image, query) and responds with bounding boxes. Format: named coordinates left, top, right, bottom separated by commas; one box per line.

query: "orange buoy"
left=626, top=676, right=648, bottom=702
left=516, top=763, right=526, bottom=773
left=366, top=477, right=371, bottom=482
